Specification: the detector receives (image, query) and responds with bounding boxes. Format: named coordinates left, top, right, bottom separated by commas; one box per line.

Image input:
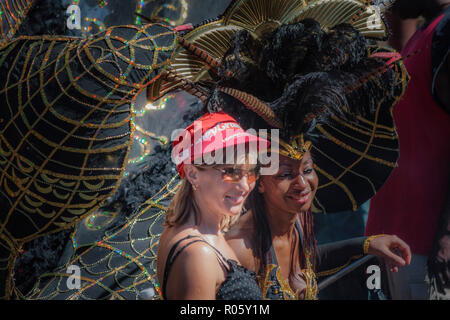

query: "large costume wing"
left=0, top=23, right=177, bottom=299
left=18, top=91, right=204, bottom=300
left=24, top=176, right=180, bottom=300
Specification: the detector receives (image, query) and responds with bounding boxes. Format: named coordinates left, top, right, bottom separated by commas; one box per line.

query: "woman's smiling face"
left=194, top=163, right=257, bottom=216
left=184, top=147, right=259, bottom=218
left=258, top=151, right=318, bottom=214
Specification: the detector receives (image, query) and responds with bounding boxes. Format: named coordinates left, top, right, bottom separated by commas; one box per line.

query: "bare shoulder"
left=179, top=239, right=221, bottom=266
left=171, top=239, right=223, bottom=282
left=160, top=231, right=223, bottom=299
left=158, top=227, right=219, bottom=274
left=225, top=212, right=258, bottom=272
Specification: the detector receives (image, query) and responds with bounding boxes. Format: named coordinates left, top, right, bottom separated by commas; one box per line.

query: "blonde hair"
left=164, top=179, right=198, bottom=227
left=164, top=177, right=243, bottom=230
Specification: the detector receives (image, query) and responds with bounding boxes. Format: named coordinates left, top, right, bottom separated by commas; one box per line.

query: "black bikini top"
left=162, top=234, right=262, bottom=300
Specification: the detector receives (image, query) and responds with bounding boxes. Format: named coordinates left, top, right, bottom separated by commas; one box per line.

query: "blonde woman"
left=156, top=112, right=268, bottom=300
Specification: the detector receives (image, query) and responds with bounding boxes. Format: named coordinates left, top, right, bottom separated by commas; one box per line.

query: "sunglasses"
left=195, top=166, right=259, bottom=183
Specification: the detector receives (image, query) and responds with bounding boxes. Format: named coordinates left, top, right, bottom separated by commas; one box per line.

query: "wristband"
left=363, top=234, right=386, bottom=254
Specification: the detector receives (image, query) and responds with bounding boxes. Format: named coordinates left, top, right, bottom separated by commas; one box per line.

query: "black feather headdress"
left=150, top=0, right=409, bottom=213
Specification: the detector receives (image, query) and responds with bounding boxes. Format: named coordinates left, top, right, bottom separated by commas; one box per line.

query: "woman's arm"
left=316, top=235, right=411, bottom=276
left=316, top=237, right=367, bottom=276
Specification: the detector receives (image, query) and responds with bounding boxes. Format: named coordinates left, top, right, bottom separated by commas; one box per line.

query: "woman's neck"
left=190, top=195, right=223, bottom=236
left=264, top=202, right=299, bottom=238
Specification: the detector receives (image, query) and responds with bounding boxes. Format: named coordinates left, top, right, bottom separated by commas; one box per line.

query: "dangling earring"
left=192, top=184, right=199, bottom=191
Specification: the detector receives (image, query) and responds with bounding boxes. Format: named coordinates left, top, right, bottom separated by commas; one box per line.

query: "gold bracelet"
left=363, top=234, right=386, bottom=254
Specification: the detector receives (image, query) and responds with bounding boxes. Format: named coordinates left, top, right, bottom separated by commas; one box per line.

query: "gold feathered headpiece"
left=148, top=0, right=392, bottom=161
left=148, top=0, right=408, bottom=213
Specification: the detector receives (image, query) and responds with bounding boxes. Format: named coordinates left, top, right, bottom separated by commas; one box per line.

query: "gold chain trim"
left=316, top=255, right=363, bottom=277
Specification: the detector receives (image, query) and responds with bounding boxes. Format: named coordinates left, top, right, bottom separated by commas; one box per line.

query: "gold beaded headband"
left=279, top=134, right=313, bottom=161
left=260, top=132, right=312, bottom=161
